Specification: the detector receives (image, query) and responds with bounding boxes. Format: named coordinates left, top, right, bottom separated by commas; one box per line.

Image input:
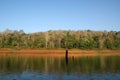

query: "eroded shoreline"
left=0, top=49, right=120, bottom=57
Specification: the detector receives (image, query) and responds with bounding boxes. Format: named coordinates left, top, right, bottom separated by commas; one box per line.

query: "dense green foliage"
left=0, top=29, right=120, bottom=49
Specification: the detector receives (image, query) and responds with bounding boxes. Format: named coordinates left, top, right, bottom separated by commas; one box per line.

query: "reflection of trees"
left=0, top=54, right=120, bottom=74
left=100, top=56, right=106, bottom=70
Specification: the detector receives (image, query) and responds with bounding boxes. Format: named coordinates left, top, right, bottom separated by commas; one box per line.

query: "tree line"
left=0, top=29, right=120, bottom=49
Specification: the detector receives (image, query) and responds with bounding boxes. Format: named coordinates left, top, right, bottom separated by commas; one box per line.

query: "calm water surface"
left=0, top=53, right=120, bottom=80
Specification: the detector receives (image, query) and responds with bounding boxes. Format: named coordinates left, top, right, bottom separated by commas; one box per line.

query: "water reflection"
left=0, top=53, right=120, bottom=80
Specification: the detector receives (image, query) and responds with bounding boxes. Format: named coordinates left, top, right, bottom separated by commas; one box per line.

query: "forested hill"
left=0, top=29, right=120, bottom=49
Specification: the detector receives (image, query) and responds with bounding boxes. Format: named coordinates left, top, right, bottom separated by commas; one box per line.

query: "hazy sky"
left=0, top=0, right=120, bottom=33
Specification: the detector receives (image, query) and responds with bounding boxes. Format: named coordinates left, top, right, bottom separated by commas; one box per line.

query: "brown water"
left=0, top=53, right=120, bottom=80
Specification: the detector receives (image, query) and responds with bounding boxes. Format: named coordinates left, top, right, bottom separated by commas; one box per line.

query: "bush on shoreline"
left=0, top=29, right=120, bottom=49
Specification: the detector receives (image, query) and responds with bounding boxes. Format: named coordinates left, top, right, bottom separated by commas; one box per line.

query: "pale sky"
left=0, top=0, right=120, bottom=33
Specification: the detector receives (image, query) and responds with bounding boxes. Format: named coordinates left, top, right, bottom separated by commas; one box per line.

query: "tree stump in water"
left=65, top=49, right=68, bottom=65
left=66, top=49, right=68, bottom=58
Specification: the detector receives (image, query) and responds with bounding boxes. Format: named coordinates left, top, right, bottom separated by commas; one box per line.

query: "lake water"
left=0, top=53, right=120, bottom=80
